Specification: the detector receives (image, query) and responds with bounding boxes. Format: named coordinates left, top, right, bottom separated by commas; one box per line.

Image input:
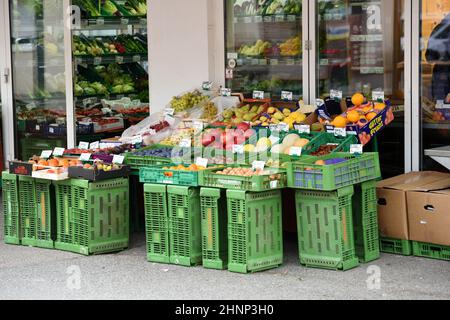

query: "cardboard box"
left=376, top=171, right=450, bottom=240
left=407, top=188, right=450, bottom=247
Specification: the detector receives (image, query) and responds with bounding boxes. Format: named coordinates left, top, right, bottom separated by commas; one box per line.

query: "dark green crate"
left=199, top=166, right=287, bottom=191
left=295, top=186, right=359, bottom=271
left=353, top=180, right=380, bottom=263
left=288, top=152, right=381, bottom=191
left=167, top=185, right=202, bottom=267
left=302, top=132, right=358, bottom=155
left=18, top=176, right=54, bottom=249
left=200, top=188, right=228, bottom=270
left=144, top=184, right=170, bottom=263
left=54, top=178, right=129, bottom=255
left=412, top=241, right=450, bottom=262
left=2, top=172, right=20, bottom=245
left=226, top=189, right=283, bottom=274
left=380, top=237, right=412, bottom=256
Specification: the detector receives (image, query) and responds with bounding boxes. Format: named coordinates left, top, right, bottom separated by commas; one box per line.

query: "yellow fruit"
left=243, top=144, right=255, bottom=152
left=267, top=107, right=276, bottom=114
left=273, top=112, right=284, bottom=121
left=283, top=109, right=291, bottom=116
left=351, top=93, right=365, bottom=106
left=347, top=110, right=360, bottom=123
left=332, top=116, right=348, bottom=128
left=366, top=112, right=378, bottom=121
left=256, top=138, right=272, bottom=150
left=260, top=116, right=268, bottom=122
left=294, top=138, right=310, bottom=148
left=374, top=103, right=386, bottom=111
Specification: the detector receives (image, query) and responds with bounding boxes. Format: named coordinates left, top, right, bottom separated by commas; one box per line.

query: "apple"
left=237, top=122, right=250, bottom=132
left=202, top=134, right=215, bottom=147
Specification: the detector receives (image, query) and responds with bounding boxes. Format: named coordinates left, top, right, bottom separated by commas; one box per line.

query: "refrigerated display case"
left=224, top=0, right=303, bottom=100
left=71, top=0, right=149, bottom=145
left=9, top=0, right=68, bottom=160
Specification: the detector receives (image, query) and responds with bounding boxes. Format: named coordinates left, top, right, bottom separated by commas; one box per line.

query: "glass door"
left=314, top=0, right=407, bottom=177
left=9, top=0, right=67, bottom=161
left=224, top=0, right=304, bottom=100
left=70, top=0, right=149, bottom=147
left=420, top=0, right=450, bottom=171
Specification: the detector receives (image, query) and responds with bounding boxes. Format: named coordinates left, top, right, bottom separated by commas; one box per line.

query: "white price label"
left=330, top=89, right=343, bottom=101
left=132, top=55, right=141, bottom=62
left=179, top=139, right=192, bottom=148
left=287, top=15, right=296, bottom=22
left=270, top=59, right=279, bottom=65
left=36, top=125, right=41, bottom=131
left=139, top=18, right=147, bottom=26
left=334, top=127, right=347, bottom=137
left=269, top=135, right=280, bottom=145
left=195, top=157, right=208, bottom=168
left=131, top=136, right=143, bottom=145
left=148, top=129, right=157, bottom=136
left=227, top=52, right=238, bottom=60
left=53, top=147, right=65, bottom=157
left=252, top=161, right=266, bottom=171
left=372, top=90, right=385, bottom=102
left=93, top=57, right=102, bottom=65
left=281, top=91, right=293, bottom=101
left=115, top=56, right=124, bottom=64
left=275, top=15, right=284, bottom=22
left=75, top=57, right=83, bottom=64
left=254, top=16, right=263, bottom=23
left=277, top=122, right=289, bottom=132
left=350, top=144, right=363, bottom=155
left=90, top=141, right=100, bottom=149
left=436, top=100, right=445, bottom=109
left=232, top=145, right=244, bottom=154
left=289, top=147, right=302, bottom=157
left=121, top=18, right=129, bottom=25
left=243, top=16, right=252, bottom=23
left=96, top=18, right=104, bottom=25
left=316, top=99, right=325, bottom=107
left=40, top=150, right=53, bottom=159
left=221, top=88, right=231, bottom=97
left=192, top=121, right=204, bottom=131
left=269, top=124, right=279, bottom=132
left=270, top=180, right=279, bottom=189
left=113, top=155, right=125, bottom=164
left=164, top=108, right=175, bottom=116
left=202, top=81, right=213, bottom=91
left=253, top=91, right=265, bottom=100
left=79, top=153, right=92, bottom=161
left=297, top=125, right=311, bottom=134
left=49, top=127, right=55, bottom=134
left=79, top=142, right=90, bottom=150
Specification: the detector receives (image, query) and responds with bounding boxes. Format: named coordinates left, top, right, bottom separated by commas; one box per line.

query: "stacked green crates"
left=200, top=188, right=228, bottom=270
left=352, top=180, right=380, bottom=263
left=167, top=185, right=202, bottom=267
left=227, top=189, right=283, bottom=274
left=295, top=186, right=359, bottom=271
left=2, top=172, right=20, bottom=245
left=18, top=176, right=54, bottom=249
left=54, top=178, right=129, bottom=255
left=144, top=184, right=170, bottom=263
left=412, top=242, right=450, bottom=262
left=380, top=237, right=412, bottom=256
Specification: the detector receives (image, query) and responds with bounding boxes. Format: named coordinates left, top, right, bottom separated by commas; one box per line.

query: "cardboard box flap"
left=377, top=171, right=450, bottom=191
left=430, top=188, right=450, bottom=195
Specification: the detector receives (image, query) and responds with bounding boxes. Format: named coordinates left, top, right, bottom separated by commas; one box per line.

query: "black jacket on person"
left=426, top=13, right=450, bottom=100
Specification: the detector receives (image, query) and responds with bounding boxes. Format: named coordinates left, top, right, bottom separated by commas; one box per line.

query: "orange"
left=188, top=164, right=198, bottom=171
left=38, top=159, right=48, bottom=166
left=332, top=116, right=348, bottom=128
left=60, top=159, right=70, bottom=168
left=351, top=93, right=365, bottom=106
left=374, top=103, right=386, bottom=111
left=346, top=110, right=360, bottom=123
left=366, top=112, right=378, bottom=121
left=83, top=163, right=92, bottom=169
left=48, top=159, right=59, bottom=167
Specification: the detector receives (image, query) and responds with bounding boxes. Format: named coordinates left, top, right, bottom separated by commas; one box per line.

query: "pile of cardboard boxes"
left=377, top=171, right=450, bottom=260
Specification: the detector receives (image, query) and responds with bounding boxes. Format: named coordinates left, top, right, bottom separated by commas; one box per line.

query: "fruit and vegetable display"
left=161, top=164, right=208, bottom=172
left=252, top=107, right=306, bottom=128
left=75, top=0, right=147, bottom=17
left=159, top=128, right=197, bottom=147
left=310, top=144, right=338, bottom=157
left=73, top=34, right=147, bottom=56
left=214, top=166, right=280, bottom=178
left=201, top=125, right=256, bottom=150
left=239, top=40, right=272, bottom=56
left=170, top=90, right=209, bottom=113
left=220, top=104, right=267, bottom=125
left=233, top=0, right=301, bottom=16
left=279, top=36, right=301, bottom=56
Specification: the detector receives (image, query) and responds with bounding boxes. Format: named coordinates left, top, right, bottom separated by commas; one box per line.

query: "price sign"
left=113, top=155, right=125, bottom=164
left=75, top=57, right=83, bottom=64
left=115, top=56, right=124, bottom=64
left=253, top=91, right=265, bottom=100
left=287, top=15, right=296, bottom=22
left=93, top=57, right=102, bottom=65
left=227, top=52, right=238, bottom=60
left=36, top=125, right=41, bottom=131
left=148, top=129, right=157, bottom=136
left=330, top=89, right=343, bottom=101
left=277, top=122, right=289, bottom=132
left=221, top=88, right=231, bottom=97
left=254, top=15, right=263, bottom=23
left=40, top=150, right=53, bottom=159
left=48, top=127, right=55, bottom=134
left=195, top=157, right=208, bottom=168
left=350, top=144, right=363, bottom=155
left=179, top=139, right=192, bottom=148
left=436, top=100, right=445, bottom=109
left=372, top=90, right=385, bottom=102
left=270, top=180, right=279, bottom=189
left=139, top=18, right=147, bottom=26
left=132, top=55, right=141, bottom=62
left=90, top=141, right=100, bottom=150
left=53, top=148, right=65, bottom=157
left=297, top=125, right=311, bottom=134
left=243, top=16, right=252, bottom=23
left=202, top=81, right=213, bottom=91
left=121, top=18, right=129, bottom=25
left=79, top=142, right=90, bottom=150
left=270, top=59, right=279, bottom=65
left=269, top=124, right=278, bottom=132
left=289, top=147, right=302, bottom=156
left=232, top=145, right=244, bottom=154
left=275, top=15, right=284, bottom=22
left=96, top=18, right=104, bottom=25
left=79, top=153, right=92, bottom=161
left=316, top=99, right=325, bottom=107
left=268, top=135, right=280, bottom=146
left=252, top=161, right=266, bottom=171
left=281, top=91, right=293, bottom=101
left=164, top=108, right=175, bottom=116
left=334, top=127, right=347, bottom=137
left=192, top=121, right=204, bottom=131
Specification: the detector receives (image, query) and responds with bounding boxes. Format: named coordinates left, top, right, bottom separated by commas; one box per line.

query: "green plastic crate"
left=412, top=241, right=450, bottom=262
left=295, top=186, right=359, bottom=271
left=54, top=178, right=129, bottom=255
left=200, top=188, right=228, bottom=270
left=139, top=165, right=201, bottom=186
left=287, top=152, right=381, bottom=191
left=226, top=189, right=283, bottom=273
left=302, top=132, right=358, bottom=155
left=199, top=166, right=287, bottom=191
left=20, top=138, right=65, bottom=162
left=380, top=237, right=412, bottom=256
left=2, top=172, right=20, bottom=245
left=124, top=145, right=174, bottom=170
left=18, top=176, right=54, bottom=249
left=167, top=185, right=202, bottom=266
left=144, top=184, right=170, bottom=263
left=352, top=180, right=380, bottom=263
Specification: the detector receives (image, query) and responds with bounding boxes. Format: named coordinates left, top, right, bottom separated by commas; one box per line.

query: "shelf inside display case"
left=75, top=17, right=147, bottom=30
left=233, top=14, right=301, bottom=24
